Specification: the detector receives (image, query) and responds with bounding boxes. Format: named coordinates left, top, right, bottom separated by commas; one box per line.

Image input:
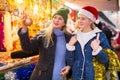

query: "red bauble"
left=24, top=18, right=33, bottom=26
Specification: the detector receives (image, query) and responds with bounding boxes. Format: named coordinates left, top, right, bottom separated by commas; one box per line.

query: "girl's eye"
left=58, top=17, right=63, bottom=20
left=53, top=15, right=64, bottom=21
left=78, top=17, right=86, bottom=20
left=53, top=16, right=57, bottom=19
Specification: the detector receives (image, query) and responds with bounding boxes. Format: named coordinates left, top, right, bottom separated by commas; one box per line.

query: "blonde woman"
left=18, top=8, right=71, bottom=80
left=64, top=6, right=111, bottom=80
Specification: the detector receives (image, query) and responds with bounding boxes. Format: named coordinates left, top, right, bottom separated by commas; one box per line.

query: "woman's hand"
left=61, top=66, right=71, bottom=77
left=68, top=35, right=77, bottom=46
left=91, top=39, right=100, bottom=52
left=21, top=11, right=33, bottom=32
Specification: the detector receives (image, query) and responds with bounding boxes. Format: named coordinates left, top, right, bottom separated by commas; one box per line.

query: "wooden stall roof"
left=60, top=0, right=119, bottom=11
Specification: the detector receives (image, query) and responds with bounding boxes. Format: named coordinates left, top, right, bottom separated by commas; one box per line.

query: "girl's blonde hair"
left=37, top=21, right=67, bottom=48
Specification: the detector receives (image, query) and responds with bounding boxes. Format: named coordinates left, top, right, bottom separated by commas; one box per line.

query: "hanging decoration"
left=0, top=0, right=10, bottom=11
left=0, top=0, right=64, bottom=51
left=4, top=11, right=13, bottom=51
left=0, top=14, right=6, bottom=51
left=47, top=0, right=52, bottom=19
left=69, top=9, right=76, bottom=22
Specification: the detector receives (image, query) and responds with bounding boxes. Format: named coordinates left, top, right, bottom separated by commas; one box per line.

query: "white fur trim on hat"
left=78, top=9, right=96, bottom=22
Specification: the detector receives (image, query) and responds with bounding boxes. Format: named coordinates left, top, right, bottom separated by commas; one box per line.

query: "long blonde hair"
left=37, top=21, right=67, bottom=48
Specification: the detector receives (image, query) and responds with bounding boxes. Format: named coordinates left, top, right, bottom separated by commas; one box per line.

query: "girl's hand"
left=21, top=11, right=33, bottom=31
left=61, top=66, right=71, bottom=77
left=68, top=35, right=77, bottom=46
left=90, top=39, right=100, bottom=52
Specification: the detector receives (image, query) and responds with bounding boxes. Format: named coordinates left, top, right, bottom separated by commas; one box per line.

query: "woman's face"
left=77, top=14, right=93, bottom=31
left=53, top=15, right=65, bottom=30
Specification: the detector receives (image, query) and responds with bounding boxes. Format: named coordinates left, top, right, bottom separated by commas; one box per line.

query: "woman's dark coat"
left=18, top=28, right=71, bottom=80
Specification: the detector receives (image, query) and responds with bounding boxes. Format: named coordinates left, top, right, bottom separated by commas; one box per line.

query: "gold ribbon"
left=93, top=48, right=120, bottom=80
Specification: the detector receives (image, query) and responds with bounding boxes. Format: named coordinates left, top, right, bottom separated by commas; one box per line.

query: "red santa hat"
left=78, top=6, right=98, bottom=22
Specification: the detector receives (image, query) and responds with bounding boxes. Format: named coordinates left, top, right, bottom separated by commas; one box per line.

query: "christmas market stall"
left=0, top=0, right=63, bottom=79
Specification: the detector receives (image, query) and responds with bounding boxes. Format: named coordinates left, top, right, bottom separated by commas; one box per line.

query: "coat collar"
left=76, top=27, right=102, bottom=46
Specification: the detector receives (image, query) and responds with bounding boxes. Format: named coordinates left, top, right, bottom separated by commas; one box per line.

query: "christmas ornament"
left=24, top=18, right=33, bottom=26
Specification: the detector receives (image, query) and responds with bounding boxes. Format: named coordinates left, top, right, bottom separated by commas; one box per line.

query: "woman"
left=65, top=6, right=111, bottom=80
left=18, top=8, right=71, bottom=80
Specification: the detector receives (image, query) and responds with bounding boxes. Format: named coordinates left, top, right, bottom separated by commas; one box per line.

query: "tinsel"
left=13, top=64, right=35, bottom=80
left=93, top=48, right=120, bottom=80
left=0, top=14, right=6, bottom=51
left=0, top=64, right=35, bottom=80
left=4, top=71, right=17, bottom=80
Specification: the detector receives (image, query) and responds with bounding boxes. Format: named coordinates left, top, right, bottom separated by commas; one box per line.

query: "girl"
left=65, top=6, right=111, bottom=80
left=18, top=8, right=71, bottom=80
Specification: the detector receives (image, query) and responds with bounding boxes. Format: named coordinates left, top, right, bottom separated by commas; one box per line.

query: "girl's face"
left=53, top=15, right=65, bottom=30
left=77, top=14, right=93, bottom=32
